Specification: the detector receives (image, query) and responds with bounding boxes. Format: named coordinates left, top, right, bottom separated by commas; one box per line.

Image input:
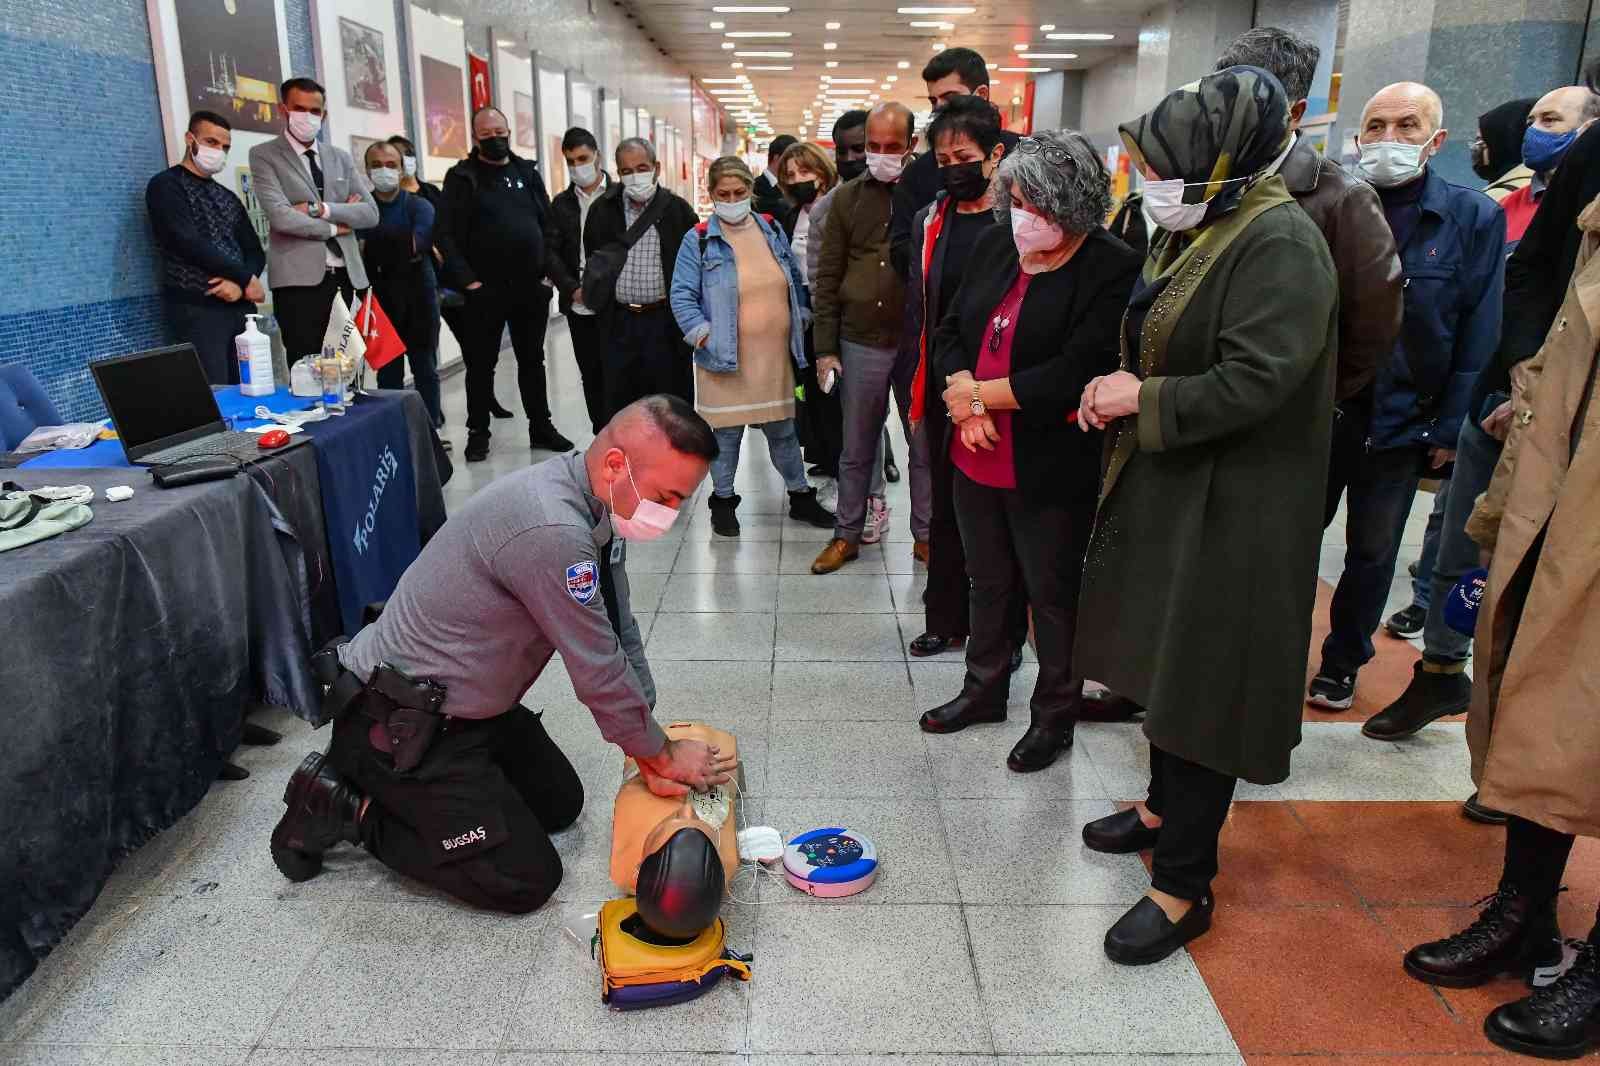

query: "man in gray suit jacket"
left=248, top=77, right=379, bottom=363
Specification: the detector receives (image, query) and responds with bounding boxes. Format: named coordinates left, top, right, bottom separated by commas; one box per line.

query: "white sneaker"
left=861, top=496, right=889, bottom=544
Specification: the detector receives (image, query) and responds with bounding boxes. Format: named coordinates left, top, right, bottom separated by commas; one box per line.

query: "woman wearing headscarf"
left=1073, top=67, right=1339, bottom=964
left=1473, top=97, right=1538, bottom=199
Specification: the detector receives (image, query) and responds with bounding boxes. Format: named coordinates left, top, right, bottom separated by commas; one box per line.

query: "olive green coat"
left=1075, top=191, right=1338, bottom=785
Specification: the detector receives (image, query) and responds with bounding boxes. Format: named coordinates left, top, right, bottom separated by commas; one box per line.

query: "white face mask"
left=1358, top=139, right=1427, bottom=188
left=402, top=155, right=418, bottom=177
left=622, top=171, right=658, bottom=203
left=1142, top=174, right=1252, bottom=232
left=713, top=197, right=752, bottom=225
left=608, top=454, right=679, bottom=541
left=192, top=142, right=228, bottom=176
left=286, top=110, right=322, bottom=144
left=369, top=166, right=400, bottom=193
left=865, top=152, right=907, bottom=183
left=570, top=161, right=599, bottom=188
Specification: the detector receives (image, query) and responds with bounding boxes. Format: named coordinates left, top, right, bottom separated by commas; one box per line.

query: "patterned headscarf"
left=1118, top=65, right=1291, bottom=225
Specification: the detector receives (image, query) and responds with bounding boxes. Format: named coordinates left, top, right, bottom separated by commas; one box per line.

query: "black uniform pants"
left=797, top=326, right=843, bottom=472
left=274, top=268, right=354, bottom=366
left=463, top=281, right=553, bottom=435
left=1145, top=743, right=1239, bottom=901
left=602, top=304, right=692, bottom=420
left=951, top=469, right=1080, bottom=717
left=328, top=702, right=583, bottom=914
left=565, top=311, right=609, bottom=433
left=165, top=295, right=248, bottom=385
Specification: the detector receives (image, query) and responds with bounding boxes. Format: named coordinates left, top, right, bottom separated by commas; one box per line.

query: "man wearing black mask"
left=443, top=107, right=574, bottom=462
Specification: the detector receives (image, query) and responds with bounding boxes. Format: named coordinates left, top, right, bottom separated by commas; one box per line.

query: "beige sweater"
left=695, top=219, right=794, bottom=429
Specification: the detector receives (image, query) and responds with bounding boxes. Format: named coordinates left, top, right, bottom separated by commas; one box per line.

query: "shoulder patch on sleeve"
left=566, top=560, right=599, bottom=605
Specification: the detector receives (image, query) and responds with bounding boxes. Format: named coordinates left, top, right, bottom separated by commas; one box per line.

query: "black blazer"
left=931, top=225, right=1141, bottom=503
left=547, top=175, right=611, bottom=313
left=582, top=184, right=699, bottom=303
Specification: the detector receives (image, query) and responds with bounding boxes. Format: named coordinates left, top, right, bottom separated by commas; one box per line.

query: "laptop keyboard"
left=144, top=430, right=265, bottom=464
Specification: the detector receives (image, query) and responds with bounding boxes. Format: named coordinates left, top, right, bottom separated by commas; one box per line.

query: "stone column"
left=1253, top=0, right=1341, bottom=116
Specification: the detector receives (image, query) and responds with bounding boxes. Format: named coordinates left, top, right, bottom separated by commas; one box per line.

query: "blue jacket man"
left=1310, top=81, right=1505, bottom=714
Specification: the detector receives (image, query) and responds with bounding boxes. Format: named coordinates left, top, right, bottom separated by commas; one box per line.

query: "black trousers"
left=797, top=326, right=843, bottom=471
left=371, top=272, right=442, bottom=426
left=951, top=468, right=1081, bottom=716
left=565, top=311, right=609, bottom=433
left=328, top=702, right=583, bottom=914
left=1324, top=393, right=1376, bottom=528
left=1145, top=743, right=1238, bottom=901
left=924, top=433, right=1029, bottom=641
left=602, top=304, right=692, bottom=420
left=463, top=281, right=553, bottom=435
left=273, top=269, right=354, bottom=366
left=165, top=295, right=248, bottom=385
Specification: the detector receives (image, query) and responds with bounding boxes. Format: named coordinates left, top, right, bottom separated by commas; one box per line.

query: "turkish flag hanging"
left=469, top=52, right=491, bottom=112
left=352, top=291, right=406, bottom=371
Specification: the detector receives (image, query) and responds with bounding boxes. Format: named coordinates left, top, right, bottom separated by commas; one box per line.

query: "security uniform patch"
left=567, top=560, right=599, bottom=605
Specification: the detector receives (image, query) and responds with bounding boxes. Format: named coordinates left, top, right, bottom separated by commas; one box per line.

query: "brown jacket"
left=812, top=174, right=905, bottom=354
left=1280, top=136, right=1403, bottom=402
left=1463, top=194, right=1600, bottom=840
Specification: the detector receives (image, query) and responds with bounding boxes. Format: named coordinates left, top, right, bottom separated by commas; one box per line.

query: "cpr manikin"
left=611, top=722, right=740, bottom=937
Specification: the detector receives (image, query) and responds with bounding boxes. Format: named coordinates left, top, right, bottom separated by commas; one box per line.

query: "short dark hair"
left=1216, top=27, right=1320, bottom=102
left=188, top=110, right=232, bottom=134
left=926, top=93, right=1003, bottom=155
left=832, top=110, right=869, bottom=140
left=387, top=134, right=417, bottom=155
left=364, top=140, right=402, bottom=167
left=279, top=77, right=326, bottom=101
left=562, top=126, right=599, bottom=154
left=921, top=47, right=989, bottom=91
left=642, top=394, right=718, bottom=461
left=767, top=134, right=798, bottom=162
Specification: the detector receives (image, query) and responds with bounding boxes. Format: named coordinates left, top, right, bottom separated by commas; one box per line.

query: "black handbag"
left=581, top=192, right=669, bottom=313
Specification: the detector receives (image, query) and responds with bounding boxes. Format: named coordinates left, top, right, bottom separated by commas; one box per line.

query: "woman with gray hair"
left=914, top=129, right=1142, bottom=776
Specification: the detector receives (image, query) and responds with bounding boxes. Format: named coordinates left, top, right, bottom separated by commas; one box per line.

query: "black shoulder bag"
left=581, top=193, right=669, bottom=313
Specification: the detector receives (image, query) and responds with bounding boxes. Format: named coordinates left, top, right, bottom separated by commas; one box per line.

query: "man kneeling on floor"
left=270, top=395, right=736, bottom=913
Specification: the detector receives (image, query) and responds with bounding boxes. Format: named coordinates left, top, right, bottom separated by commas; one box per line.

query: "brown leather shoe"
left=811, top=537, right=859, bottom=574
left=912, top=540, right=930, bottom=564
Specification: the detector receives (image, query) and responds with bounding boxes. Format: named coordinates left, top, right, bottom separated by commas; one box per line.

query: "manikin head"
left=635, top=799, right=725, bottom=938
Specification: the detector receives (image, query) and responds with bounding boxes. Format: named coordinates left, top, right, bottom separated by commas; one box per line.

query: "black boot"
left=1362, top=661, right=1471, bottom=740
left=788, top=487, right=834, bottom=528
left=465, top=432, right=490, bottom=463
left=709, top=493, right=741, bottom=537
left=270, top=753, right=365, bottom=883
left=1104, top=893, right=1215, bottom=965
left=529, top=422, right=575, bottom=453
left=1008, top=702, right=1077, bottom=773
left=1404, top=885, right=1564, bottom=988
left=490, top=400, right=515, bottom=419
left=919, top=689, right=1007, bottom=734
left=1485, top=940, right=1600, bottom=1059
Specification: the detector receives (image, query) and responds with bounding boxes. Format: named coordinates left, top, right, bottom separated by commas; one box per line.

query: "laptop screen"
left=92, top=345, right=224, bottom=453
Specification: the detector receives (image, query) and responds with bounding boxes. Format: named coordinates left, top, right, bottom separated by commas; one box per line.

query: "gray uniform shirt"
left=340, top=452, right=667, bottom=757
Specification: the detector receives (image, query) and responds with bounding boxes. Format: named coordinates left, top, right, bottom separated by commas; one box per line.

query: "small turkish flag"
left=352, top=290, right=405, bottom=371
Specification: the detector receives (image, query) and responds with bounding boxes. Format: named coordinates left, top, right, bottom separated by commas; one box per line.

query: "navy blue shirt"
left=145, top=165, right=266, bottom=304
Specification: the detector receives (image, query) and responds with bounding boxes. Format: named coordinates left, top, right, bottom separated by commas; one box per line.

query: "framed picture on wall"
left=421, top=56, right=468, bottom=159
left=350, top=134, right=381, bottom=166
left=514, top=90, right=537, bottom=150
left=169, top=0, right=286, bottom=135
left=339, top=16, right=389, bottom=113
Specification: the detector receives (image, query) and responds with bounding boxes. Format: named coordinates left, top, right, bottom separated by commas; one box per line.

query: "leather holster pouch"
left=362, top=662, right=448, bottom=773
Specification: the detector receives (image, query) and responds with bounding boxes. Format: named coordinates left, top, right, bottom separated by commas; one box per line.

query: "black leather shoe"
left=1463, top=791, right=1511, bottom=825
left=1082, top=807, right=1161, bottom=854
left=1079, top=693, right=1145, bottom=723
left=529, top=424, right=575, bottom=452
left=1485, top=941, right=1600, bottom=1059
left=909, top=632, right=965, bottom=657
left=788, top=487, right=835, bottom=528
left=1404, top=885, right=1563, bottom=988
left=1363, top=662, right=1470, bottom=739
left=1007, top=707, right=1075, bottom=773
left=709, top=493, right=741, bottom=537
left=919, top=692, right=1007, bottom=734
left=465, top=433, right=489, bottom=463
left=270, top=752, right=365, bottom=883
left=1105, top=894, right=1214, bottom=965
left=490, top=400, right=515, bottom=419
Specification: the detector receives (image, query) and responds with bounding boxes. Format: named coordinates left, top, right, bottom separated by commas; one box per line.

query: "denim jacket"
left=669, top=212, right=812, bottom=373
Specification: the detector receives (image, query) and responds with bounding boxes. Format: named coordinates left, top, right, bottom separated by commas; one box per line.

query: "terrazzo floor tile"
left=619, top=538, right=683, bottom=573
left=1275, top=724, right=1467, bottom=802
left=768, top=661, right=916, bottom=722
left=645, top=660, right=775, bottom=724
left=658, top=572, right=780, bottom=612
left=773, top=612, right=907, bottom=661
left=775, top=572, right=896, bottom=613
left=674, top=540, right=782, bottom=575
left=748, top=904, right=992, bottom=1054
left=506, top=1055, right=748, bottom=1066
left=685, top=510, right=789, bottom=541
left=249, top=1051, right=497, bottom=1065
left=765, top=721, right=934, bottom=798
left=940, top=799, right=1150, bottom=905
left=0, top=1047, right=252, bottom=1065
left=926, top=724, right=1109, bottom=800
left=753, top=1057, right=997, bottom=1066
left=647, top=613, right=777, bottom=661
left=761, top=797, right=958, bottom=903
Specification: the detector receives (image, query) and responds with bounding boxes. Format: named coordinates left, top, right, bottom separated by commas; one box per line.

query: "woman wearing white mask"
left=669, top=156, right=835, bottom=536
left=1073, top=66, right=1338, bottom=964
left=913, top=130, right=1141, bottom=774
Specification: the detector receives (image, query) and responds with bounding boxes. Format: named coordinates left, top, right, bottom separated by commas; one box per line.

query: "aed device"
left=783, top=827, right=879, bottom=898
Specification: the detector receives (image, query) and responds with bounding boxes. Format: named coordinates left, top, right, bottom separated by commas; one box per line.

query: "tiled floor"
left=3, top=323, right=1588, bottom=1065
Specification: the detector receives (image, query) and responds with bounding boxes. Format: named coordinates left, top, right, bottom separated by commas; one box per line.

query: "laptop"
left=90, top=344, right=302, bottom=465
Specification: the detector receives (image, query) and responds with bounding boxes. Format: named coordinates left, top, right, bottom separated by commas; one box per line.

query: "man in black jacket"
left=889, top=48, right=1020, bottom=279
left=583, top=137, right=698, bottom=418
left=546, top=127, right=613, bottom=434
left=444, top=107, right=574, bottom=462
left=754, top=134, right=797, bottom=229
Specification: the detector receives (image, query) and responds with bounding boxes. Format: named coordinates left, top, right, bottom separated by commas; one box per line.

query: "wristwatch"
left=970, top=381, right=986, bottom=417
left=309, top=201, right=325, bottom=219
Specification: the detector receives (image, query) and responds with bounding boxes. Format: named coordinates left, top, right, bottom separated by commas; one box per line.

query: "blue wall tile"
left=0, top=296, right=171, bottom=422
left=284, top=0, right=317, bottom=79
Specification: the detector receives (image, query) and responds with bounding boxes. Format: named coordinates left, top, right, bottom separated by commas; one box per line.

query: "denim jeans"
left=1321, top=445, right=1421, bottom=676
left=1407, top=485, right=1449, bottom=611
left=1421, top=417, right=1503, bottom=663
left=710, top=419, right=810, bottom=498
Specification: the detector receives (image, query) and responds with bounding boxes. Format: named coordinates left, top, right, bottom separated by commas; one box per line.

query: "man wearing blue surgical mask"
left=1499, top=86, right=1600, bottom=251
left=1309, top=82, right=1505, bottom=723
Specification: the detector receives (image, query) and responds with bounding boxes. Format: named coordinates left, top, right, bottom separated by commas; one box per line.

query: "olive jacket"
left=1075, top=189, right=1339, bottom=785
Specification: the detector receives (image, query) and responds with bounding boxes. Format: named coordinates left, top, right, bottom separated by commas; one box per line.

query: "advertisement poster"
left=172, top=0, right=284, bottom=134
left=339, top=17, right=389, bottom=113
left=514, top=90, right=537, bottom=150
left=421, top=56, right=468, bottom=158
left=469, top=52, right=491, bottom=112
